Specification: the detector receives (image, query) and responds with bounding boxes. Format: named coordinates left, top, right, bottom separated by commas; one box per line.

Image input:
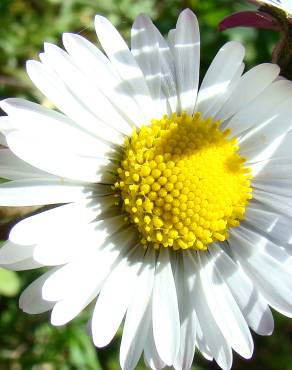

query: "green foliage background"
left=0, top=0, right=291, bottom=369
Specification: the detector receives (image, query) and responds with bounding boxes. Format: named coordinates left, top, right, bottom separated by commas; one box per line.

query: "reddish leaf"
left=219, top=11, right=281, bottom=31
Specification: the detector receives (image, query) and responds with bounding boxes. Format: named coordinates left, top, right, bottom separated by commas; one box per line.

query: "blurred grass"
left=0, top=0, right=291, bottom=369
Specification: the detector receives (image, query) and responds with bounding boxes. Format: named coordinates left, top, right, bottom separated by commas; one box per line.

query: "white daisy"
left=1, top=8, right=292, bottom=370
left=251, top=0, right=292, bottom=16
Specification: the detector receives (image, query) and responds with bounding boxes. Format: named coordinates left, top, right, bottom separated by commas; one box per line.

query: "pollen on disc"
left=114, top=112, right=253, bottom=251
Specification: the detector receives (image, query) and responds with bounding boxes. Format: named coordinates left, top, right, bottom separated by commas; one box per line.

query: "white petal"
left=9, top=197, right=114, bottom=246
left=253, top=178, right=292, bottom=197
left=173, top=9, right=200, bottom=114
left=0, top=178, right=97, bottom=206
left=0, top=132, right=7, bottom=146
left=196, top=41, right=245, bottom=117
left=206, top=63, right=245, bottom=119
left=42, top=43, right=132, bottom=137
left=46, top=227, right=136, bottom=313
left=122, top=303, right=151, bottom=370
left=226, top=79, right=292, bottom=136
left=0, top=241, right=35, bottom=265
left=195, top=320, right=213, bottom=361
left=167, top=29, right=176, bottom=51
left=144, top=321, right=166, bottom=370
left=257, top=129, right=292, bottom=160
left=33, top=234, right=86, bottom=266
left=245, top=201, right=292, bottom=245
left=19, top=269, right=56, bottom=314
left=62, top=33, right=145, bottom=126
left=2, top=258, right=43, bottom=271
left=246, top=131, right=292, bottom=166
left=41, top=224, right=129, bottom=302
left=0, top=98, right=118, bottom=160
left=33, top=216, right=123, bottom=266
left=51, top=266, right=101, bottom=326
left=253, top=189, right=292, bottom=218
left=94, top=15, right=155, bottom=123
left=233, top=220, right=289, bottom=262
left=216, top=64, right=280, bottom=122
left=193, top=254, right=233, bottom=370
left=210, top=244, right=274, bottom=336
left=6, top=130, right=116, bottom=183
left=26, top=60, right=123, bottom=143
left=152, top=248, right=180, bottom=365
left=153, top=26, right=177, bottom=113
left=92, top=246, right=144, bottom=347
left=0, top=148, right=53, bottom=180
left=198, top=252, right=253, bottom=359
left=173, top=252, right=197, bottom=370
left=232, top=224, right=292, bottom=265
left=250, top=157, right=292, bottom=179
left=42, top=263, right=93, bottom=303
left=239, top=96, right=292, bottom=160
left=131, top=15, right=165, bottom=118
left=0, top=116, right=14, bottom=135
left=120, top=248, right=155, bottom=370
left=43, top=225, right=124, bottom=301
left=230, top=228, right=292, bottom=317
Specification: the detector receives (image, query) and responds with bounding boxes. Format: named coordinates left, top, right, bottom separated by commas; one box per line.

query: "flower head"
left=219, top=0, right=292, bottom=32
left=252, top=0, right=292, bottom=16
left=1, top=8, right=292, bottom=370
left=220, top=1, right=292, bottom=82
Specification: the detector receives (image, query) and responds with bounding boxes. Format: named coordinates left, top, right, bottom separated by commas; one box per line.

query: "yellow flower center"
left=115, top=112, right=252, bottom=251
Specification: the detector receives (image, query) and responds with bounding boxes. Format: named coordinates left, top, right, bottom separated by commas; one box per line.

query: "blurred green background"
left=0, top=0, right=291, bottom=369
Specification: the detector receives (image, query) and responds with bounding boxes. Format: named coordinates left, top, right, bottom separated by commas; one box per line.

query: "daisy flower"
left=220, top=0, right=292, bottom=32
left=1, top=8, right=292, bottom=370
left=251, top=0, right=292, bottom=16
left=219, top=1, right=292, bottom=80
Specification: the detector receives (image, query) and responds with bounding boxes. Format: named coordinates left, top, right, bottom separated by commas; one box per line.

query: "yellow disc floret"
left=115, top=112, right=252, bottom=251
